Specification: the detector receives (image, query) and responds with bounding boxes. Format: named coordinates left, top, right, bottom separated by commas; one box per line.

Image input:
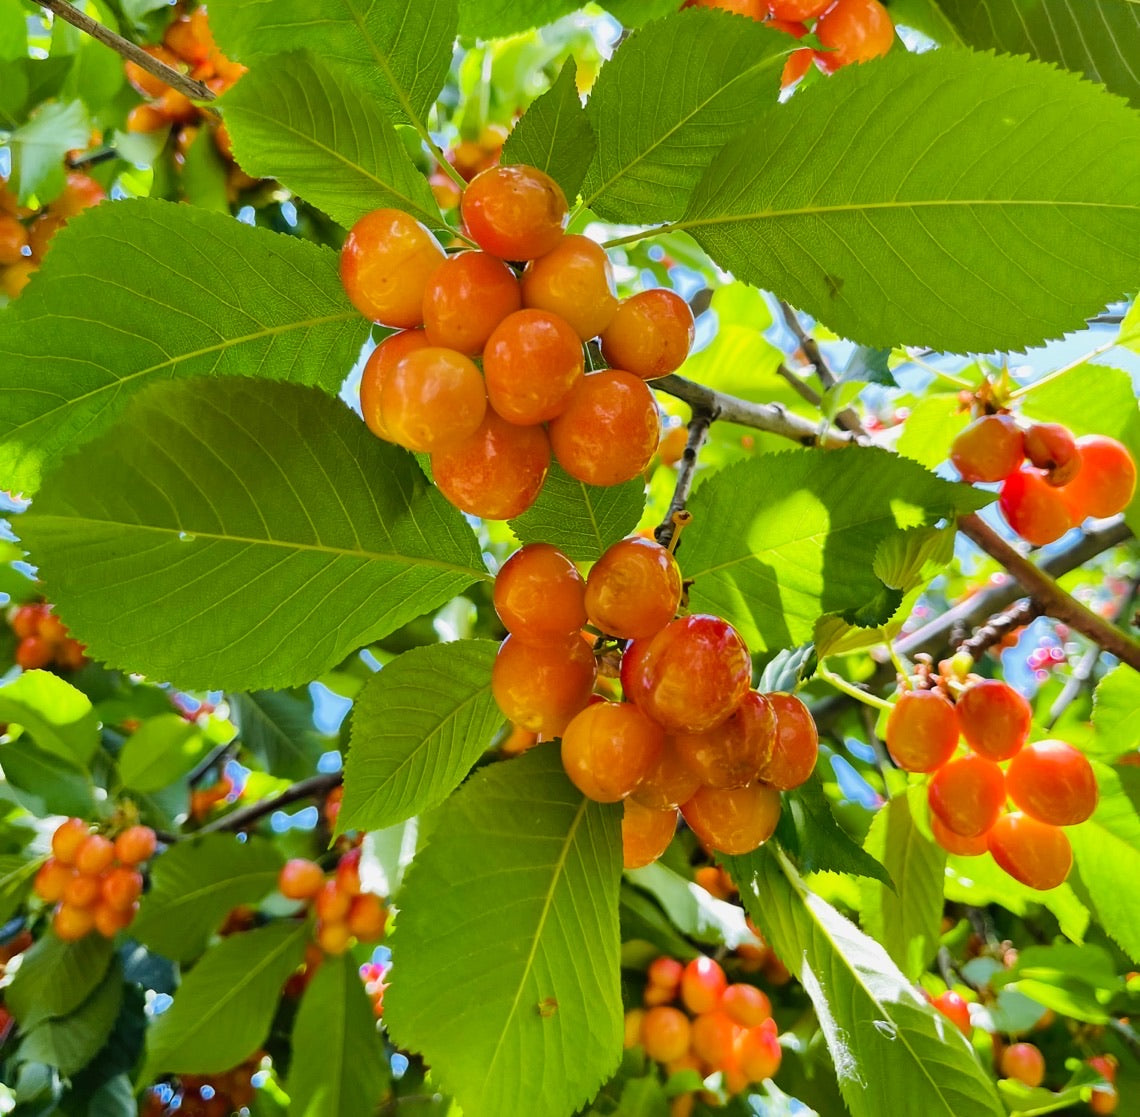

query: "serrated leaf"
left=221, top=52, right=442, bottom=231
left=0, top=198, right=368, bottom=495
left=0, top=670, right=98, bottom=765
left=725, top=847, right=1004, bottom=1117
left=681, top=448, right=988, bottom=651
left=1121, top=298, right=1140, bottom=352
left=7, top=933, right=115, bottom=1031
left=457, top=0, right=577, bottom=37
left=288, top=953, right=390, bottom=1116
left=1091, top=666, right=1140, bottom=759
left=209, top=0, right=456, bottom=133
left=896, top=394, right=971, bottom=471
left=0, top=855, right=38, bottom=926
left=232, top=691, right=328, bottom=782
left=859, top=790, right=945, bottom=981
left=680, top=50, right=1140, bottom=352
left=0, top=737, right=95, bottom=818
left=581, top=10, right=787, bottom=223
left=776, top=776, right=892, bottom=885
left=131, top=834, right=283, bottom=963
left=143, top=920, right=310, bottom=1079
left=341, top=640, right=502, bottom=833
left=873, top=524, right=957, bottom=592
left=118, top=714, right=209, bottom=793
left=502, top=58, right=595, bottom=201
left=757, top=644, right=816, bottom=692
left=386, top=746, right=622, bottom=1117
left=18, top=379, right=489, bottom=691
left=19, top=961, right=123, bottom=1076
left=509, top=462, right=645, bottom=562
left=624, top=861, right=756, bottom=948
left=8, top=100, right=88, bottom=204
left=601, top=0, right=680, bottom=27
left=85, top=1074, right=136, bottom=1117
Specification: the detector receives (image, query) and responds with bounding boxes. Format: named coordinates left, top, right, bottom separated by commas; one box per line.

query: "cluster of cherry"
left=141, top=1051, right=263, bottom=1117
left=343, top=162, right=695, bottom=519
left=6, top=601, right=87, bottom=672
left=886, top=672, right=1096, bottom=890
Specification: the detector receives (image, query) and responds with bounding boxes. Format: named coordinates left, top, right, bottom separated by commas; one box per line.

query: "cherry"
left=691, top=1009, right=738, bottom=1070
left=113, top=825, right=157, bottom=866
left=1005, top=740, right=1098, bottom=826
left=51, top=818, right=91, bottom=865
left=278, top=858, right=325, bottom=901
left=164, top=11, right=211, bottom=65
left=630, top=738, right=703, bottom=810
left=101, top=867, right=144, bottom=911
left=494, top=543, right=587, bottom=643
left=681, top=956, right=727, bottom=1014
left=10, top=603, right=47, bottom=639
left=49, top=173, right=105, bottom=220
left=461, top=164, right=568, bottom=261
left=623, top=1009, right=645, bottom=1047
left=315, top=880, right=352, bottom=923
left=757, top=692, right=818, bottom=790
left=432, top=410, right=551, bottom=520
left=124, top=45, right=183, bottom=97
left=781, top=44, right=815, bottom=88
left=955, top=678, right=1031, bottom=762
left=930, top=815, right=988, bottom=857
left=1060, top=435, right=1136, bottom=520
left=15, top=636, right=54, bottom=670
left=885, top=689, right=959, bottom=773
left=561, top=700, right=666, bottom=802
left=814, top=0, right=895, bottom=70
left=380, top=346, right=487, bottom=453
left=622, top=800, right=678, bottom=869
left=681, top=782, right=781, bottom=855
left=336, top=848, right=362, bottom=896
left=422, top=251, right=521, bottom=355
left=521, top=235, right=618, bottom=341
left=987, top=812, right=1072, bottom=891
left=737, top=1018, right=781, bottom=1082
left=927, top=754, right=1005, bottom=838
left=673, top=690, right=776, bottom=790
left=657, top=425, right=689, bottom=467
left=339, top=208, right=445, bottom=327
left=641, top=1005, right=691, bottom=1062
left=682, top=0, right=766, bottom=15
left=63, top=873, right=102, bottom=908
left=1000, top=1042, right=1045, bottom=1088
left=0, top=213, right=28, bottom=267
left=584, top=536, right=682, bottom=640
left=53, top=903, right=95, bottom=942
left=999, top=466, right=1074, bottom=545
left=33, top=859, right=73, bottom=904
left=483, top=309, right=584, bottom=425
left=647, top=956, right=684, bottom=995
left=722, top=983, right=771, bottom=1027
left=600, top=290, right=695, bottom=381
left=95, top=900, right=136, bottom=938
left=491, top=633, right=597, bottom=735
left=769, top=0, right=831, bottom=17
left=358, top=329, right=430, bottom=442
left=949, top=414, right=1025, bottom=483
left=75, top=834, right=115, bottom=876
left=317, top=920, right=352, bottom=955
left=1023, top=422, right=1081, bottom=486
left=1090, top=1085, right=1119, bottom=1115
left=548, top=369, right=661, bottom=487
left=1, top=261, right=34, bottom=299
left=346, top=893, right=387, bottom=941
left=27, top=214, right=62, bottom=262
left=931, top=990, right=971, bottom=1036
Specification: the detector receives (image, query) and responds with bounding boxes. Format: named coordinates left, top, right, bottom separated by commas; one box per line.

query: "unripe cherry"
left=646, top=956, right=684, bottom=996
left=600, top=289, right=695, bottom=381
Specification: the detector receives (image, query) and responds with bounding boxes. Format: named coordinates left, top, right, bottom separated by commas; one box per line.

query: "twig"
left=956, top=599, right=1044, bottom=660
left=195, top=772, right=342, bottom=835
left=1107, top=1017, right=1140, bottom=1062
left=778, top=300, right=866, bottom=435
left=818, top=666, right=894, bottom=711
left=32, top=0, right=215, bottom=102
left=775, top=363, right=825, bottom=408
left=958, top=514, right=1140, bottom=672
left=655, top=411, right=713, bottom=548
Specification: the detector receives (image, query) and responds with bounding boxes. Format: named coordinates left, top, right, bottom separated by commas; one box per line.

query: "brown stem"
left=655, top=411, right=713, bottom=548
left=775, top=363, right=825, bottom=408
left=956, top=599, right=1043, bottom=660
left=31, top=0, right=215, bottom=102
left=195, top=772, right=342, bottom=836
left=958, top=513, right=1140, bottom=672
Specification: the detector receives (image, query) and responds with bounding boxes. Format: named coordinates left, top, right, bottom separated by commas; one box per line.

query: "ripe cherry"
left=380, top=346, right=487, bottom=453
left=0, top=213, right=29, bottom=267
left=34, top=859, right=73, bottom=904
left=10, top=603, right=47, bottom=639
left=600, top=289, right=695, bottom=381
left=987, top=812, right=1072, bottom=891
left=561, top=700, right=666, bottom=802
left=521, top=235, right=618, bottom=341
left=278, top=858, right=325, bottom=901
left=681, top=956, right=727, bottom=1014
left=53, top=902, right=95, bottom=942
left=1000, top=1042, right=1045, bottom=1088
left=461, top=164, right=568, bottom=261
left=494, top=543, right=587, bottom=642
left=1005, top=740, right=1098, bottom=826
left=101, top=867, right=144, bottom=911
left=336, top=848, right=362, bottom=896
left=681, top=782, right=782, bottom=855
left=63, top=873, right=102, bottom=909
left=491, top=633, right=596, bottom=736
left=884, top=689, right=959, bottom=773
left=317, top=919, right=352, bottom=955
left=548, top=369, right=661, bottom=487
left=927, top=754, right=1005, bottom=838
left=691, top=1009, right=738, bottom=1069
left=431, top=410, right=551, bottom=519
left=51, top=818, right=91, bottom=865
left=768, top=0, right=831, bottom=17
left=15, top=636, right=54, bottom=670
left=93, top=901, right=135, bottom=939
left=113, top=825, right=157, bottom=866
left=346, top=893, right=388, bottom=941
left=584, top=536, right=682, bottom=640
left=358, top=329, right=430, bottom=442
left=1060, top=435, right=1137, bottom=520
left=930, top=815, right=988, bottom=857
left=631, top=738, right=703, bottom=810
left=315, top=881, right=352, bottom=923
left=758, top=692, right=818, bottom=790
left=483, top=309, right=584, bottom=425
left=737, top=1018, right=782, bottom=1082
left=340, top=209, right=444, bottom=327
left=75, top=834, right=115, bottom=876
left=1090, top=1085, right=1119, bottom=1115
left=657, top=425, right=689, bottom=467
left=647, top=956, right=684, bottom=995
left=125, top=45, right=185, bottom=97
left=50, top=173, right=105, bottom=220
left=722, top=983, right=771, bottom=1027
left=622, top=800, right=678, bottom=869
left=955, top=678, right=1031, bottom=762
left=1000, top=466, right=1074, bottom=545
left=1023, top=422, right=1080, bottom=486
left=781, top=44, right=816, bottom=88
left=640, top=1005, right=691, bottom=1062
left=673, top=690, right=776, bottom=790
left=931, top=990, right=972, bottom=1036
left=949, top=414, right=1025, bottom=483
left=814, top=0, right=895, bottom=70
left=421, top=251, right=521, bottom=355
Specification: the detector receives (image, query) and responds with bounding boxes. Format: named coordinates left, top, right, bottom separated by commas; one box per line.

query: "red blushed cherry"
left=931, top=990, right=972, bottom=1036
left=681, top=782, right=782, bottom=855
left=1060, top=435, right=1137, bottom=520
left=987, top=812, right=1072, bottom=891
left=1000, top=1042, right=1045, bottom=1088
left=814, top=0, right=895, bottom=70
left=1090, top=1085, right=1119, bottom=1115
left=722, top=983, right=771, bottom=1027
left=927, top=754, right=1006, bottom=838
left=491, top=633, right=596, bottom=736
left=560, top=700, right=666, bottom=802
left=359, top=329, right=430, bottom=442
left=930, top=815, right=988, bottom=857
left=421, top=251, right=521, bottom=356
left=1023, top=422, right=1080, bottom=486
left=680, top=956, right=727, bottom=1014
left=622, top=800, right=678, bottom=869
left=493, top=543, right=586, bottom=643
left=737, top=1018, right=781, bottom=1082
left=885, top=689, right=959, bottom=773
left=757, top=692, right=818, bottom=790
left=278, top=858, right=325, bottom=901
left=584, top=536, right=682, bottom=640
left=955, top=678, right=1031, bottom=762
left=461, top=164, right=568, bottom=261
left=600, top=289, right=695, bottom=381
left=630, top=738, right=703, bottom=810
left=673, top=690, right=776, bottom=789
left=521, top=234, right=618, bottom=341
left=950, top=414, right=1025, bottom=483
left=1005, top=739, right=1098, bottom=826
left=483, top=309, right=584, bottom=426
left=1000, top=466, right=1074, bottom=545
left=15, top=636, right=54, bottom=670
left=380, top=346, right=487, bottom=453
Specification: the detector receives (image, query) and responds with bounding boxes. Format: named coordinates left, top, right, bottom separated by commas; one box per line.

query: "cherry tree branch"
left=31, top=0, right=215, bottom=102
left=955, top=598, right=1043, bottom=660
left=655, top=411, right=713, bottom=548
left=196, top=772, right=342, bottom=835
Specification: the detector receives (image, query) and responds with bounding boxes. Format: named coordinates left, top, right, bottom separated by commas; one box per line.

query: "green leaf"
left=0, top=669, right=99, bottom=765
left=1121, top=298, right=1140, bottom=352
left=209, top=0, right=457, bottom=132
left=995, top=943, right=1121, bottom=1025
left=386, top=746, right=623, bottom=1117
left=118, top=714, right=210, bottom=793
left=8, top=100, right=88, bottom=204
left=179, top=126, right=231, bottom=214
left=0, top=198, right=368, bottom=495
left=19, top=961, right=123, bottom=1076
left=232, top=691, right=329, bottom=782
left=221, top=52, right=442, bottom=231
left=680, top=50, right=1140, bottom=352
left=601, top=0, right=680, bottom=27
left=143, top=920, right=309, bottom=1079
left=896, top=394, right=971, bottom=471
left=0, top=855, right=38, bottom=925
left=7, top=933, right=115, bottom=1031
left=859, top=790, right=945, bottom=981
left=288, top=953, right=390, bottom=1117
left=725, top=848, right=1005, bottom=1117
left=0, top=738, right=95, bottom=818
left=873, top=524, right=957, bottom=593
left=457, top=0, right=577, bottom=37
left=624, top=861, right=756, bottom=948
left=931, top=0, right=1140, bottom=108
left=1091, top=666, right=1140, bottom=759
left=86, top=1074, right=137, bottom=1117
left=18, top=378, right=489, bottom=691
left=776, top=775, right=892, bottom=885
left=681, top=448, right=988, bottom=651
left=340, top=640, right=503, bottom=833
left=581, top=10, right=787, bottom=223
left=131, top=834, right=283, bottom=963
left=502, top=58, right=596, bottom=201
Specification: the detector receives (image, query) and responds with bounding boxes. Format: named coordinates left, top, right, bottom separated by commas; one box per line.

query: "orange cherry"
left=757, top=692, right=818, bottom=790
left=987, top=812, right=1072, bottom=891
left=358, top=329, right=430, bottom=442
left=584, top=536, right=682, bottom=640
left=483, top=309, right=584, bottom=425
left=622, top=800, right=678, bottom=869
left=421, top=251, right=521, bottom=355
left=493, top=543, right=587, bottom=643
left=885, top=690, right=959, bottom=773
left=600, top=289, right=695, bottom=381
left=561, top=700, right=666, bottom=802
left=491, top=633, right=597, bottom=736
left=379, top=346, right=487, bottom=452
left=681, top=782, right=781, bottom=855
left=461, top=164, right=568, bottom=261
left=521, top=235, right=618, bottom=340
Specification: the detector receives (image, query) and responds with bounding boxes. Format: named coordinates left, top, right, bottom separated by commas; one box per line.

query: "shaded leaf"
left=7, top=932, right=115, bottom=1031
left=232, top=690, right=329, bottom=782
left=624, top=861, right=756, bottom=948
left=118, top=714, right=209, bottom=793
left=19, top=961, right=123, bottom=1075
left=0, top=854, right=38, bottom=925
left=0, top=737, right=95, bottom=818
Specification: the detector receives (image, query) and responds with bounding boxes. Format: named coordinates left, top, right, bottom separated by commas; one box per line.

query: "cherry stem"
left=887, top=640, right=913, bottom=689
left=818, top=666, right=894, bottom=711
left=193, top=771, right=342, bottom=837
left=1006, top=338, right=1119, bottom=401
